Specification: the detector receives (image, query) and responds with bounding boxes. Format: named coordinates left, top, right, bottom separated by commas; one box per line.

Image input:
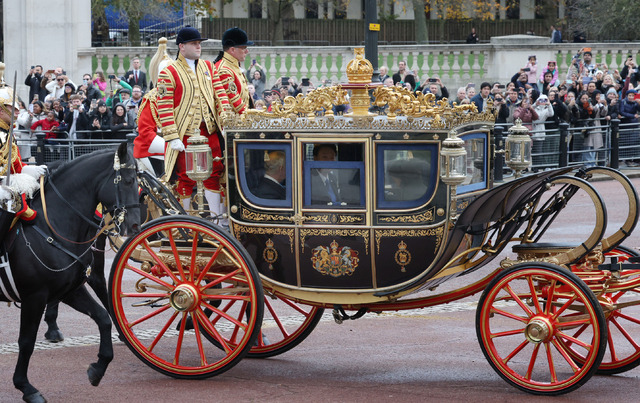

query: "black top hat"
left=222, top=27, right=254, bottom=48
left=176, top=26, right=208, bottom=45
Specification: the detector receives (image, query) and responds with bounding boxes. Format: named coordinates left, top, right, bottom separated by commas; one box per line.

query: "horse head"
left=100, top=142, right=141, bottom=236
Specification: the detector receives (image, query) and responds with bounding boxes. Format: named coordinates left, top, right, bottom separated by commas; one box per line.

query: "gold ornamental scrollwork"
left=232, top=223, right=295, bottom=253
left=338, top=215, right=363, bottom=224
left=375, top=227, right=444, bottom=255
left=241, top=207, right=291, bottom=222
left=378, top=207, right=435, bottom=224
left=299, top=228, right=370, bottom=255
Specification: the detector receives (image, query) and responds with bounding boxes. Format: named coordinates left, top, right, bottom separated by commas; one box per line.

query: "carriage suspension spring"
left=332, top=305, right=368, bottom=324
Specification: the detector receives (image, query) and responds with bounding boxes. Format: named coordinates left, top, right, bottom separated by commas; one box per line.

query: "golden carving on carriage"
left=107, top=48, right=640, bottom=396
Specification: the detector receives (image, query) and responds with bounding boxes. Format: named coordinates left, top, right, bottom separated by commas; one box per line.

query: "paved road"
left=1, top=175, right=639, bottom=402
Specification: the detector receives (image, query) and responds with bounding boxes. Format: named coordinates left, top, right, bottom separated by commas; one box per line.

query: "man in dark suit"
left=310, top=144, right=341, bottom=205
left=255, top=150, right=286, bottom=199
left=125, top=57, right=147, bottom=92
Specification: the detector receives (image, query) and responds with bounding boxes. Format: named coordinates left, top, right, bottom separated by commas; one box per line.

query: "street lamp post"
left=364, top=0, right=380, bottom=83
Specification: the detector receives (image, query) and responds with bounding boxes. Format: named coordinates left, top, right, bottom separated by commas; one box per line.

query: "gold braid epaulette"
left=137, top=88, right=161, bottom=129
left=0, top=134, right=19, bottom=176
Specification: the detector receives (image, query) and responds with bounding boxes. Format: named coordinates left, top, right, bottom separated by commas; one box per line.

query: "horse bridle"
left=40, top=150, right=140, bottom=245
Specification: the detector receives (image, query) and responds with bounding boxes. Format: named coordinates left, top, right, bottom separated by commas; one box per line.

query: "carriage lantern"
left=440, top=129, right=467, bottom=187
left=505, top=118, right=532, bottom=178
left=185, top=128, right=213, bottom=213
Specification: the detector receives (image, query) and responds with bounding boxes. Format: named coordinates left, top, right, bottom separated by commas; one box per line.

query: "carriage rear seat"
left=512, top=242, right=603, bottom=267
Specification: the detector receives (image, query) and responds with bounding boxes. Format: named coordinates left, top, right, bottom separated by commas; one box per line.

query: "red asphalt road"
left=1, top=175, right=639, bottom=402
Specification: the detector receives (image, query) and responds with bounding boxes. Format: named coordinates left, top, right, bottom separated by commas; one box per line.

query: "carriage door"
left=295, top=138, right=372, bottom=289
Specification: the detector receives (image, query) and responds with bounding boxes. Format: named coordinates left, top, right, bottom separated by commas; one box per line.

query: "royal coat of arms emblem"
left=311, top=240, right=359, bottom=277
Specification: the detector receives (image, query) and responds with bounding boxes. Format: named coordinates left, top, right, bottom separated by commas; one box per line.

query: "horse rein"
left=39, top=151, right=139, bottom=245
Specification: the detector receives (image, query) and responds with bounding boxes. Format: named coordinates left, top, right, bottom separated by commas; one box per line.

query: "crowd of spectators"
left=19, top=63, right=149, bottom=160
left=18, top=47, right=640, bottom=168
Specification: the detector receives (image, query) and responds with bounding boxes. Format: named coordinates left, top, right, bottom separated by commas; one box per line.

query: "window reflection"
left=383, top=149, right=431, bottom=202
left=239, top=145, right=291, bottom=208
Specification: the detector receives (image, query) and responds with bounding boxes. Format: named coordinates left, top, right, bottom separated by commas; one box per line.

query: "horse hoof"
left=176, top=316, right=195, bottom=331
left=87, top=363, right=103, bottom=387
left=23, top=391, right=47, bottom=403
left=44, top=329, right=64, bottom=343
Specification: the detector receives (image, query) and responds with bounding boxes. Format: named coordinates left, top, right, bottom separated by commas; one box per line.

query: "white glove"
left=0, top=185, right=12, bottom=201
left=168, top=139, right=185, bottom=152
left=21, top=164, right=47, bottom=179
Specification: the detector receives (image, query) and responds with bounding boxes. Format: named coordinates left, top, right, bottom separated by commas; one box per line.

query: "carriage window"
left=458, top=133, right=488, bottom=194
left=236, top=143, right=292, bottom=208
left=303, top=143, right=365, bottom=208
left=376, top=143, right=437, bottom=209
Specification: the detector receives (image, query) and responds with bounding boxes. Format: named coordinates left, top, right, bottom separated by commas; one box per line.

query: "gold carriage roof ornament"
left=222, top=48, right=497, bottom=131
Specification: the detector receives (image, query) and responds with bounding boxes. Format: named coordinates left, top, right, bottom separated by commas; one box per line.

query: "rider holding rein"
left=0, top=64, right=47, bottom=223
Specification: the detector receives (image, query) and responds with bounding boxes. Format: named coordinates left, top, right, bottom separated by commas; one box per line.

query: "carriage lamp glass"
left=440, top=130, right=467, bottom=186
left=185, top=130, right=213, bottom=213
left=505, top=119, right=532, bottom=177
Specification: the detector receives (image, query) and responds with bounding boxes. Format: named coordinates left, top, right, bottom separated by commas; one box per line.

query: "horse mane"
left=47, top=146, right=127, bottom=179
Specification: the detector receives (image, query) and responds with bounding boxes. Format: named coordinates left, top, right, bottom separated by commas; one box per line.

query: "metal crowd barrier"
left=494, top=119, right=639, bottom=181
left=13, top=130, right=132, bottom=165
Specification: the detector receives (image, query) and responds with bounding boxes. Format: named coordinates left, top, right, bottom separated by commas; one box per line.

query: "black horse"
left=0, top=142, right=140, bottom=403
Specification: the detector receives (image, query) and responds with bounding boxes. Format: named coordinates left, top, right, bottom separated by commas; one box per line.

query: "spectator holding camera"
left=513, top=97, right=539, bottom=130
left=493, top=92, right=509, bottom=124
left=532, top=94, right=554, bottom=168
left=620, top=56, right=640, bottom=89
left=524, top=55, right=538, bottom=85
left=422, top=77, right=449, bottom=101
left=24, top=65, right=48, bottom=103
left=63, top=94, right=90, bottom=139
left=247, top=60, right=266, bottom=97
left=505, top=90, right=521, bottom=123
left=89, top=100, right=111, bottom=140
left=93, top=71, right=108, bottom=100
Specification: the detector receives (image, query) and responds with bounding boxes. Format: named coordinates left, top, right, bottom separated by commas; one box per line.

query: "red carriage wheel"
left=109, top=216, right=263, bottom=379
left=200, top=292, right=324, bottom=358
left=476, top=263, right=606, bottom=395
left=565, top=246, right=640, bottom=375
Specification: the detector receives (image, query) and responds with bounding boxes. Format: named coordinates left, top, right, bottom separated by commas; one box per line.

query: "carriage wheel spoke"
left=504, top=282, right=535, bottom=318
left=167, top=230, right=188, bottom=282
left=527, top=276, right=543, bottom=313
left=503, top=339, right=529, bottom=364
left=202, top=301, right=248, bottom=329
left=125, top=263, right=174, bottom=290
left=491, top=307, right=529, bottom=323
left=148, top=310, right=180, bottom=352
left=552, top=338, right=581, bottom=372
left=490, top=327, right=527, bottom=338
left=545, top=342, right=559, bottom=382
left=196, top=307, right=232, bottom=353
left=141, top=239, right=181, bottom=285
left=173, top=312, right=188, bottom=365
left=201, top=269, right=243, bottom=290
left=525, top=343, right=541, bottom=380
left=128, top=304, right=172, bottom=328
left=195, top=243, right=226, bottom=285
left=265, top=298, right=291, bottom=338
left=229, top=301, right=249, bottom=344
left=610, top=316, right=640, bottom=350
left=190, top=310, right=208, bottom=366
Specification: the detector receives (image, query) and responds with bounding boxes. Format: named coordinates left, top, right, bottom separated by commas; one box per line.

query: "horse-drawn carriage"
left=106, top=50, right=640, bottom=396
left=4, top=50, right=640, bottom=402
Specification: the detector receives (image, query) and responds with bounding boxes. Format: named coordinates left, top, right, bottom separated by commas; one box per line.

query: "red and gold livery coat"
left=156, top=54, right=230, bottom=177
left=133, top=88, right=163, bottom=159
left=215, top=52, right=250, bottom=115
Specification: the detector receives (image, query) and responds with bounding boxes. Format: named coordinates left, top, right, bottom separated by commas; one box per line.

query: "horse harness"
left=25, top=151, right=139, bottom=273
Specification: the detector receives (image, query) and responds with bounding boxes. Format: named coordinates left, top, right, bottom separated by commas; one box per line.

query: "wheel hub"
left=524, top=317, right=553, bottom=343
left=169, top=284, right=200, bottom=312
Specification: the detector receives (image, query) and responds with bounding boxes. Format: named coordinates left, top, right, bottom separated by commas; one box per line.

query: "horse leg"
left=13, top=297, right=48, bottom=403
left=61, top=285, right=113, bottom=387
left=43, top=302, right=64, bottom=342
left=88, top=233, right=108, bottom=310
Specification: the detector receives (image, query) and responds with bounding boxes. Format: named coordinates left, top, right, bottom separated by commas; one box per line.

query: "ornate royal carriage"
left=108, top=49, right=640, bottom=395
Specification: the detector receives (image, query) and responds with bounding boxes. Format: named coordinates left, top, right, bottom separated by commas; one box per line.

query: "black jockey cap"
left=176, top=26, right=208, bottom=45
left=222, top=27, right=254, bottom=48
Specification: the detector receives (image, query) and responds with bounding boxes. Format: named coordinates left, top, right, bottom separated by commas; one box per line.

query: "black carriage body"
left=224, top=115, right=495, bottom=305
